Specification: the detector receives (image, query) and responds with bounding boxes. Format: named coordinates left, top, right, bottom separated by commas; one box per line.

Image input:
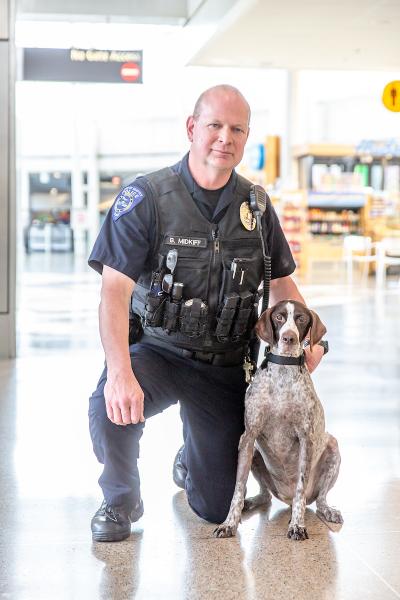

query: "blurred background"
left=1, top=2, right=400, bottom=599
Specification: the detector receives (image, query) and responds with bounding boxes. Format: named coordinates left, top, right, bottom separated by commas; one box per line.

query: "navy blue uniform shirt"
left=88, top=154, right=296, bottom=282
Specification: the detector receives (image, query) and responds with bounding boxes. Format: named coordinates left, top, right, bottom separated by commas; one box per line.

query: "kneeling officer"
left=88, top=84, right=324, bottom=542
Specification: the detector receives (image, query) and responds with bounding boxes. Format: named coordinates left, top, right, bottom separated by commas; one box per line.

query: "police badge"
left=239, top=201, right=256, bottom=231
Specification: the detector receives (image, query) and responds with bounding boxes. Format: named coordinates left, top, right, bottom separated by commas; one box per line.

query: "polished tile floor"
left=1, top=252, right=400, bottom=599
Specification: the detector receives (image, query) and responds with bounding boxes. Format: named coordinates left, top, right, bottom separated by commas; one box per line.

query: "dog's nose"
left=282, top=331, right=296, bottom=345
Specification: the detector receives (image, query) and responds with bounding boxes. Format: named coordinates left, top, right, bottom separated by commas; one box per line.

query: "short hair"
left=192, top=84, right=251, bottom=125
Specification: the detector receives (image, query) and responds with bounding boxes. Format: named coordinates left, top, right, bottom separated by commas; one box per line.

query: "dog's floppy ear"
left=255, top=307, right=276, bottom=347
left=308, top=310, right=327, bottom=349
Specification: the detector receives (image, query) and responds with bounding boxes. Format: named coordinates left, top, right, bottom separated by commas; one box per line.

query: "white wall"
left=296, top=70, right=400, bottom=144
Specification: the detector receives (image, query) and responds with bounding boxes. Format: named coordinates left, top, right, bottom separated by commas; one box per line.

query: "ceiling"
left=15, top=0, right=400, bottom=71
left=187, top=0, right=400, bottom=70
left=17, top=0, right=192, bottom=23
left=16, top=0, right=237, bottom=25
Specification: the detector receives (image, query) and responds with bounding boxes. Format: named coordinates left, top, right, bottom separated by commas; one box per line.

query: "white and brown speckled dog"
left=214, top=300, right=343, bottom=541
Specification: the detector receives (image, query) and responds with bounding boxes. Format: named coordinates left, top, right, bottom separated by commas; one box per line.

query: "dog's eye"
left=275, top=314, right=285, bottom=322
left=296, top=315, right=307, bottom=323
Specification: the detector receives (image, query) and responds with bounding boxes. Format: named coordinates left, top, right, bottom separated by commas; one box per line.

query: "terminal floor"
left=1, top=252, right=400, bottom=599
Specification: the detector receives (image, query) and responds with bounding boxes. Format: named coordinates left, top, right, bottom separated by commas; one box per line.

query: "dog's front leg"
left=214, top=431, right=255, bottom=538
left=288, top=436, right=313, bottom=541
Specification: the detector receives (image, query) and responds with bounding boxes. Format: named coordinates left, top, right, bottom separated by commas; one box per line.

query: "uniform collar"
left=175, top=153, right=238, bottom=223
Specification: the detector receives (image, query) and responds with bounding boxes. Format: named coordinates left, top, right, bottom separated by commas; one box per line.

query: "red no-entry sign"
left=120, top=62, right=141, bottom=83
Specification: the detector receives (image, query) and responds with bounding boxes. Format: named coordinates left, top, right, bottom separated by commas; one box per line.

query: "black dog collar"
left=261, top=351, right=305, bottom=370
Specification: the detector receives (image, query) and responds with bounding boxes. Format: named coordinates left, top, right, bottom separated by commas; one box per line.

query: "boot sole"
left=92, top=530, right=131, bottom=542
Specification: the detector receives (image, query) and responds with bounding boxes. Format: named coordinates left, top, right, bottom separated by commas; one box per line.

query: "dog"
left=214, top=300, right=343, bottom=540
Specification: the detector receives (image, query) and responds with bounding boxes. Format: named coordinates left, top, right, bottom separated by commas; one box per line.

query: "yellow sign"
left=382, top=81, right=400, bottom=112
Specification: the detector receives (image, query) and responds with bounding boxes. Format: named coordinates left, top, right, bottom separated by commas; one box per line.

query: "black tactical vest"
left=131, top=167, right=266, bottom=353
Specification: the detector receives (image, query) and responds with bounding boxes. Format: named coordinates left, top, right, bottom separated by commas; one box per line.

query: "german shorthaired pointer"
left=214, top=300, right=343, bottom=540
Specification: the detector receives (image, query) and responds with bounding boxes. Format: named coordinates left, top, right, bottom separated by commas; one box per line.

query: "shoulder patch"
left=112, top=185, right=145, bottom=222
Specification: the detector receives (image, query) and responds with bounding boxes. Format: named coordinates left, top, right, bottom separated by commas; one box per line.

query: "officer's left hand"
left=304, top=344, right=324, bottom=374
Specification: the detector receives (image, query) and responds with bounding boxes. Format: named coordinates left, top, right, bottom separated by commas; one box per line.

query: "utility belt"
left=140, top=334, right=248, bottom=367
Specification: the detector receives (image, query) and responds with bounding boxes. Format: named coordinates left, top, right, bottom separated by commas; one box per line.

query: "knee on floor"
left=187, top=485, right=232, bottom=524
left=190, top=502, right=229, bottom=524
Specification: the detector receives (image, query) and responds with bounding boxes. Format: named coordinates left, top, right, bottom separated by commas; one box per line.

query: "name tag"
left=165, top=236, right=207, bottom=248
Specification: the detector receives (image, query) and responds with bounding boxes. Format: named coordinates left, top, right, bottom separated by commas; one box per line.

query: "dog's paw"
left=243, top=493, right=271, bottom=512
left=287, top=525, right=309, bottom=541
left=243, top=497, right=260, bottom=512
left=317, top=506, right=344, bottom=524
left=213, top=524, right=237, bottom=538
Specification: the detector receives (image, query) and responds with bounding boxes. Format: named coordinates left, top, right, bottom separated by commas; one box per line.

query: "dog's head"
left=255, top=300, right=326, bottom=355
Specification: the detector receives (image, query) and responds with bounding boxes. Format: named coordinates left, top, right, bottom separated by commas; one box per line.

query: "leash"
left=260, top=349, right=305, bottom=370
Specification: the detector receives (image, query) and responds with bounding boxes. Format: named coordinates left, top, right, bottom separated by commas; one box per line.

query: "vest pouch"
left=166, top=249, right=210, bottom=300
left=180, top=298, right=208, bottom=338
left=231, top=291, right=256, bottom=341
left=215, top=292, right=240, bottom=341
left=163, top=298, right=181, bottom=333
left=219, top=256, right=258, bottom=301
left=143, top=293, right=167, bottom=327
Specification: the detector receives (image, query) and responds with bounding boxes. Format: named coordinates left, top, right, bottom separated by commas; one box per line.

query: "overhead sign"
left=382, top=81, right=400, bottom=112
left=23, top=48, right=143, bottom=84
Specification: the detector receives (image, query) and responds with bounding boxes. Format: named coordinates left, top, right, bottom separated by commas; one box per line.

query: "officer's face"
left=186, top=90, right=250, bottom=177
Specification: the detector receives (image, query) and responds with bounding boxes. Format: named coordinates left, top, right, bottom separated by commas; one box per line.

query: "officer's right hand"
left=104, top=369, right=145, bottom=426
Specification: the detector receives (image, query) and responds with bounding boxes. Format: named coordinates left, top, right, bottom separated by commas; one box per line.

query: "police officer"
left=88, top=85, right=325, bottom=542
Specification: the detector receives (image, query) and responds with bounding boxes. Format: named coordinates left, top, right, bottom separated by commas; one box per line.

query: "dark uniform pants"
left=88, top=339, right=247, bottom=524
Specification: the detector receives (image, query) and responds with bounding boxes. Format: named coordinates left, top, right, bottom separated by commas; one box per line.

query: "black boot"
left=172, top=445, right=187, bottom=490
left=91, top=498, right=144, bottom=542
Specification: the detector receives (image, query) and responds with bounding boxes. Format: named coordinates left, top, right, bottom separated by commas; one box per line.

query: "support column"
left=281, top=69, right=301, bottom=189
left=87, top=122, right=100, bottom=252
left=0, top=0, right=16, bottom=358
left=71, top=84, right=87, bottom=257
